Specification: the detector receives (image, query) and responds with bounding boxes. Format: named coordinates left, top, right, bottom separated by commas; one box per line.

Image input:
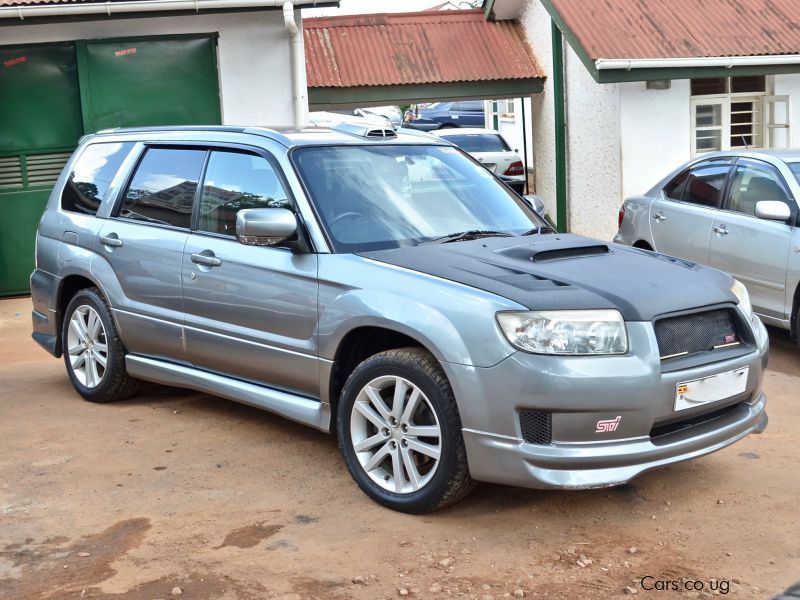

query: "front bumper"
left=443, top=316, right=769, bottom=489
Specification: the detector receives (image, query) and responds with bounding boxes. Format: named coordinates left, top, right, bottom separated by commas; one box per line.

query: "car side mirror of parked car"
left=522, top=194, right=546, bottom=217
left=236, top=208, right=299, bottom=247
left=754, top=200, right=791, bottom=222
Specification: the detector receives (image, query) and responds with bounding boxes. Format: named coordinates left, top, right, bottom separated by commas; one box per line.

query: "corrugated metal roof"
left=304, top=9, right=543, bottom=88
left=550, top=0, right=800, bottom=60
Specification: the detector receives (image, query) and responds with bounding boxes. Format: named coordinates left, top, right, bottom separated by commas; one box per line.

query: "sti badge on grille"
left=595, top=416, right=621, bottom=433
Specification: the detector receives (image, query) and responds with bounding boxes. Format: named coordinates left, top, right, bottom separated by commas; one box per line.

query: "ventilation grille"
left=366, top=127, right=397, bottom=138
left=26, top=152, right=71, bottom=187
left=0, top=156, right=23, bottom=190
left=532, top=245, right=609, bottom=262
left=0, top=152, right=71, bottom=190
left=650, top=401, right=743, bottom=441
left=519, top=410, right=552, bottom=445
left=654, top=308, right=740, bottom=360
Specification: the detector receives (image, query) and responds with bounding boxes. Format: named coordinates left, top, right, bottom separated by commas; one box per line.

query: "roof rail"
left=95, top=125, right=249, bottom=135
left=331, top=122, right=398, bottom=140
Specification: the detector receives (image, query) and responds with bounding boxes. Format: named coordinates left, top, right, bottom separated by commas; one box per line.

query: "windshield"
left=788, top=162, right=800, bottom=185
left=293, top=144, right=543, bottom=253
left=440, top=133, right=510, bottom=153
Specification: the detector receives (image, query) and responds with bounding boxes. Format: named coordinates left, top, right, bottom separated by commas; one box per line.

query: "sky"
left=303, top=0, right=479, bottom=17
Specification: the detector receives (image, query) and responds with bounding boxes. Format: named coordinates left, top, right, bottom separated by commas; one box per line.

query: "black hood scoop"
left=497, top=243, right=610, bottom=263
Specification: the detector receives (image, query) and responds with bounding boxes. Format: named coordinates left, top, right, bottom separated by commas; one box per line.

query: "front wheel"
left=62, top=288, right=139, bottom=403
left=337, top=347, right=475, bottom=513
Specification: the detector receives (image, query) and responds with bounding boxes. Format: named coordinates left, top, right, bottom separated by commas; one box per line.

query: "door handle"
left=99, top=234, right=123, bottom=248
left=713, top=225, right=728, bottom=235
left=652, top=213, right=666, bottom=222
left=191, top=252, right=222, bottom=267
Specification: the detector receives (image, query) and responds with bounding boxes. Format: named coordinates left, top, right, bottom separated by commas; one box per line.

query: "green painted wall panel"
left=0, top=189, right=49, bottom=296
left=82, top=36, right=221, bottom=132
left=0, top=43, right=83, bottom=152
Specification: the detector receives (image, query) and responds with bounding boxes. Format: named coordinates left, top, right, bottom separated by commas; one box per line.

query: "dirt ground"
left=1, top=296, right=799, bottom=600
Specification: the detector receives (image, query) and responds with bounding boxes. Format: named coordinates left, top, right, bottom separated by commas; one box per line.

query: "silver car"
left=615, top=150, right=800, bottom=340
left=31, top=125, right=768, bottom=513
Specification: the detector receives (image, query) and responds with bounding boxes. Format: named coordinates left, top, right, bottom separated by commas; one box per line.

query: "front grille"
left=654, top=308, right=740, bottom=360
left=520, top=410, right=552, bottom=444
left=650, top=401, right=743, bottom=441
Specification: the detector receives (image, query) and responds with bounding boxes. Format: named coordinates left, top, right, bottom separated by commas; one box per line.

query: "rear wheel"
left=337, top=347, right=475, bottom=513
left=62, top=288, right=139, bottom=403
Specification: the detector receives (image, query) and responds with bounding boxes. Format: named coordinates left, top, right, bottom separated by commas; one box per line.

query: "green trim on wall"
left=551, top=21, right=567, bottom=234
left=483, top=0, right=495, bottom=20
left=309, top=79, right=544, bottom=108
left=595, top=63, right=800, bottom=83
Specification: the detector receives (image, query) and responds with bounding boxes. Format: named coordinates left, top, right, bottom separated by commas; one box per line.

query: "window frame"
left=661, top=158, right=734, bottom=209
left=721, top=157, right=796, bottom=223
left=112, top=143, right=209, bottom=232
left=192, top=147, right=295, bottom=240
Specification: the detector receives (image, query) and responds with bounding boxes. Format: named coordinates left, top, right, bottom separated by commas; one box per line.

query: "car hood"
left=358, top=234, right=737, bottom=321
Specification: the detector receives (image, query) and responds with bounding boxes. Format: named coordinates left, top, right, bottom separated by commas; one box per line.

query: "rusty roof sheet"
left=304, top=9, right=543, bottom=88
left=549, top=0, right=800, bottom=60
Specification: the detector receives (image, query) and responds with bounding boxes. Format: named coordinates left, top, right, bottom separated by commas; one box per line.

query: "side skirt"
left=125, top=355, right=331, bottom=432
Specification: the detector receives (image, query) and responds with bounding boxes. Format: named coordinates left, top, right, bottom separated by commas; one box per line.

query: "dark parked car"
left=404, top=101, right=485, bottom=131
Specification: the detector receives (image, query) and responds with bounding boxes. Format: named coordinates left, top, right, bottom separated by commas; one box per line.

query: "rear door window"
left=197, top=151, right=291, bottom=236
left=117, top=147, right=207, bottom=228
left=663, top=169, right=689, bottom=201
left=682, top=164, right=731, bottom=208
left=61, top=142, right=134, bottom=215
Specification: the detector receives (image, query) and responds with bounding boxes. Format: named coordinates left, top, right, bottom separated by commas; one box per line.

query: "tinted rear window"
left=118, top=147, right=206, bottom=228
left=441, top=134, right=510, bottom=153
left=788, top=162, right=800, bottom=185
left=683, top=164, right=730, bottom=208
left=61, top=142, right=134, bottom=215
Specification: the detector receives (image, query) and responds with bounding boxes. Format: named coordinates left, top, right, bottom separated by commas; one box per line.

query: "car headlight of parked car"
left=730, top=279, right=753, bottom=319
left=496, top=309, right=628, bottom=355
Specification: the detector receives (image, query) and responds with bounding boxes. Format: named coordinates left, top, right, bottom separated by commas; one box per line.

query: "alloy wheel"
left=349, top=375, right=442, bottom=494
left=66, top=305, right=108, bottom=388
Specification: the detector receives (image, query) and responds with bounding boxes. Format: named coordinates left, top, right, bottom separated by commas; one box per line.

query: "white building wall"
left=773, top=73, right=800, bottom=147
left=619, top=80, right=691, bottom=199
left=520, top=0, right=622, bottom=241
left=0, top=11, right=296, bottom=126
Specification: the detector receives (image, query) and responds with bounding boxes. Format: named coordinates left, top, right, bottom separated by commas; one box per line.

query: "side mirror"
left=755, top=200, right=791, bottom=222
left=236, top=208, right=298, bottom=246
left=522, top=194, right=546, bottom=216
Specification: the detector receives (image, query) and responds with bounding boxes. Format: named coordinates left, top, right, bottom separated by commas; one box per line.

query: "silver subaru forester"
left=31, top=124, right=768, bottom=513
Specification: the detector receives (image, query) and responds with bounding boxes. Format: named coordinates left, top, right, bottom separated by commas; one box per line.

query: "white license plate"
left=674, top=367, right=749, bottom=412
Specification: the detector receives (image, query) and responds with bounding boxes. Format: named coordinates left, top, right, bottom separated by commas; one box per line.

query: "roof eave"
left=593, top=56, right=800, bottom=83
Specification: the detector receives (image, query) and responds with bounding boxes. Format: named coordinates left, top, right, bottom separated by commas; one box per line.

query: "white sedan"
left=432, top=128, right=527, bottom=194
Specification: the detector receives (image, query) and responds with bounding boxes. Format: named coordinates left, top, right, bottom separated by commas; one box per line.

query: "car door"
left=96, top=146, right=207, bottom=361
left=181, top=148, right=319, bottom=396
left=708, top=159, right=795, bottom=320
left=649, top=160, right=733, bottom=264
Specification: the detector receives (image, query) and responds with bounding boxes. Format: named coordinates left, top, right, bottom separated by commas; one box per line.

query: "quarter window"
left=197, top=151, right=290, bottom=236
left=664, top=169, right=689, bottom=201
left=118, top=147, right=206, bottom=228
left=61, top=142, right=134, bottom=215
left=726, top=164, right=791, bottom=217
left=682, top=164, right=731, bottom=208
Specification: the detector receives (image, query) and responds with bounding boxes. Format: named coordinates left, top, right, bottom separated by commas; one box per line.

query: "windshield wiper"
left=520, top=224, right=557, bottom=236
left=426, top=230, right=514, bottom=244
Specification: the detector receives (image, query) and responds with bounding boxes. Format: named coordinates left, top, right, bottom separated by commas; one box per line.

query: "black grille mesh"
left=654, top=309, right=739, bottom=360
left=520, top=410, right=552, bottom=444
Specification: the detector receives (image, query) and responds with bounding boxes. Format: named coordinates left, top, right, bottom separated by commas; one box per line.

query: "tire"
left=62, top=287, right=139, bottom=403
left=337, top=347, right=475, bottom=513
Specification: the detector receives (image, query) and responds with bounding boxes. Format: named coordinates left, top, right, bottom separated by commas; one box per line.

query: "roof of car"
left=90, top=124, right=447, bottom=148
left=694, top=149, right=800, bottom=164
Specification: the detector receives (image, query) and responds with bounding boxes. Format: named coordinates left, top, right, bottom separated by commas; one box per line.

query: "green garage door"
left=80, top=36, right=221, bottom=132
left=0, top=35, right=221, bottom=296
left=0, top=43, right=83, bottom=296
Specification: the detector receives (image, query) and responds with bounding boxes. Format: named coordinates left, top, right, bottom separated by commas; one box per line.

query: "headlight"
left=730, top=279, right=752, bottom=319
left=496, top=309, right=628, bottom=355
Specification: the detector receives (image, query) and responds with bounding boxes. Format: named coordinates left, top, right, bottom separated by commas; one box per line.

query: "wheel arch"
left=327, top=325, right=445, bottom=432
left=633, top=240, right=654, bottom=251
left=52, top=273, right=105, bottom=357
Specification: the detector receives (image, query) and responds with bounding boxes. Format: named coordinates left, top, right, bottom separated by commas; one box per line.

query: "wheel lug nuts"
left=401, top=439, right=408, bottom=447
left=401, top=424, right=408, bottom=433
